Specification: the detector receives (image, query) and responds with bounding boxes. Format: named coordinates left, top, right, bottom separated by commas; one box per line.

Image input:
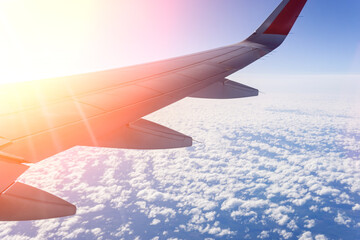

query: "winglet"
left=246, top=0, right=307, bottom=48
left=262, top=0, right=307, bottom=35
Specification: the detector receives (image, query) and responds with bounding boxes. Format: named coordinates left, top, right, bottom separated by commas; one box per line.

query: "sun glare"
left=0, top=0, right=199, bottom=86
left=0, top=0, right=99, bottom=84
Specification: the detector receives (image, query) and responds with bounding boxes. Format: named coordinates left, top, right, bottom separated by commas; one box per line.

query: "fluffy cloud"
left=1, top=82, right=360, bottom=239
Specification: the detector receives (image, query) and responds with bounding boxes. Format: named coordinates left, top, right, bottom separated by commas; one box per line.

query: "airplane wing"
left=0, top=0, right=307, bottom=221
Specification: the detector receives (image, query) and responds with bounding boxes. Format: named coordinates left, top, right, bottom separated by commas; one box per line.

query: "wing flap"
left=0, top=182, right=76, bottom=221
left=190, top=79, right=258, bottom=99
left=96, top=118, right=192, bottom=149
left=0, top=162, right=29, bottom=193
left=0, top=92, right=179, bottom=162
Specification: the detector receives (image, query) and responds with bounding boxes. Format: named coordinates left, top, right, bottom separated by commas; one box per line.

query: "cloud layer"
left=1, top=90, right=360, bottom=239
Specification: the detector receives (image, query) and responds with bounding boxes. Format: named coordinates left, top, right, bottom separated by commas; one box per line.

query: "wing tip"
left=245, top=0, right=307, bottom=49
left=262, top=0, right=307, bottom=36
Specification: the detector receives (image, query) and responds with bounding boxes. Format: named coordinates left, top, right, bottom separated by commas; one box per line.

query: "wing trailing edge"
left=96, top=118, right=192, bottom=149
left=0, top=162, right=29, bottom=193
left=0, top=160, right=75, bottom=221
left=190, top=79, right=258, bottom=99
left=0, top=182, right=76, bottom=221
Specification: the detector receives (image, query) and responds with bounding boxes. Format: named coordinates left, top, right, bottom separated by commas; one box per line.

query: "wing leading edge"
left=0, top=0, right=307, bottom=221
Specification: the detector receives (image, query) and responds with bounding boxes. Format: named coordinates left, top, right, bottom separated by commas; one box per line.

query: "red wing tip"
left=264, top=0, right=307, bottom=35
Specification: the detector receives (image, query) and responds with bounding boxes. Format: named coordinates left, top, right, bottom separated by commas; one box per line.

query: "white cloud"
left=150, top=219, right=161, bottom=225
left=334, top=211, right=352, bottom=227
left=113, top=223, right=133, bottom=238
left=1, top=86, right=360, bottom=239
left=137, top=189, right=169, bottom=202
left=257, top=231, right=269, bottom=239
left=352, top=204, right=360, bottom=211
left=91, top=228, right=102, bottom=236
left=148, top=206, right=176, bottom=219
left=299, top=231, right=313, bottom=240
left=287, top=220, right=298, bottom=231
left=220, top=198, right=243, bottom=211
left=314, top=234, right=328, bottom=240
left=304, top=219, right=315, bottom=228
left=273, top=229, right=293, bottom=239
left=265, top=205, right=294, bottom=226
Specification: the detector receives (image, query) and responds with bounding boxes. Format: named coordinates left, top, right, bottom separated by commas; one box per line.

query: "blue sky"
left=166, top=0, right=360, bottom=75
left=104, top=0, right=360, bottom=75
left=0, top=0, right=359, bottom=83
left=246, top=0, right=360, bottom=75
